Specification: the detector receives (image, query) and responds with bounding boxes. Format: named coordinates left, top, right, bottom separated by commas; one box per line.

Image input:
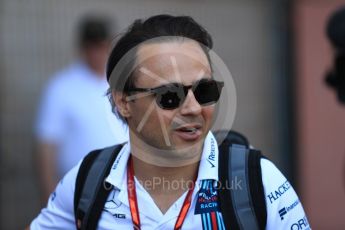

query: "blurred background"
left=0, top=0, right=344, bottom=229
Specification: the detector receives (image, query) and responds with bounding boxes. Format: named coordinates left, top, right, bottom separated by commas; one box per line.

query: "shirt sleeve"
left=35, top=78, right=67, bottom=143
left=261, top=159, right=311, bottom=230
left=30, top=162, right=80, bottom=229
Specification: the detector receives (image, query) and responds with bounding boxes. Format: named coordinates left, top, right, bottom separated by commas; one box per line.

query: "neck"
left=81, top=59, right=105, bottom=78
left=128, top=134, right=204, bottom=214
left=132, top=155, right=199, bottom=193
left=90, top=66, right=105, bottom=78
left=131, top=154, right=199, bottom=214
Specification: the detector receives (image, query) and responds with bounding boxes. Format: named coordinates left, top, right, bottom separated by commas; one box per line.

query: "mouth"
left=174, top=124, right=203, bottom=141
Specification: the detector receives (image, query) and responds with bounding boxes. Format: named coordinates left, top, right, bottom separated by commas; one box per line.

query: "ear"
left=112, top=90, right=131, bottom=118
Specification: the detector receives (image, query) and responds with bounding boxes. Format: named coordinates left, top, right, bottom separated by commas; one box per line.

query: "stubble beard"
left=129, top=128, right=205, bottom=167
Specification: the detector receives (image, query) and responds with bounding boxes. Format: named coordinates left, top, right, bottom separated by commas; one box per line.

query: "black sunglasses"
left=127, top=79, right=224, bottom=110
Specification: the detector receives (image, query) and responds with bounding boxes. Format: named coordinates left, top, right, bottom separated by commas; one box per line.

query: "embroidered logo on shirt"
left=290, top=216, right=310, bottom=230
left=107, top=212, right=126, bottom=219
left=206, top=159, right=215, bottom=168
left=104, top=190, right=122, bottom=212
left=112, top=151, right=124, bottom=170
left=267, top=180, right=291, bottom=204
left=279, top=208, right=287, bottom=220
left=196, top=180, right=225, bottom=230
left=195, top=180, right=219, bottom=214
left=207, top=138, right=216, bottom=168
left=104, top=190, right=126, bottom=219
left=278, top=199, right=300, bottom=220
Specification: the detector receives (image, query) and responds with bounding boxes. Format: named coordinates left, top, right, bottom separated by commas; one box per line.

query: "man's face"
left=125, top=40, right=215, bottom=153
left=82, top=41, right=110, bottom=73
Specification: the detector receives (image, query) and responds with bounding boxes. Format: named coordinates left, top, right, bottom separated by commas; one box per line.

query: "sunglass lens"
left=157, top=89, right=184, bottom=109
left=194, top=80, right=221, bottom=105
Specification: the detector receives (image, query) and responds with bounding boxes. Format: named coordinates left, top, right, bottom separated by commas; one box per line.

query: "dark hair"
left=78, top=15, right=111, bottom=48
left=106, top=14, right=213, bottom=120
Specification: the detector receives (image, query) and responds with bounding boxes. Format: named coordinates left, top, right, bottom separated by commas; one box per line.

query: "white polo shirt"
left=35, top=61, right=128, bottom=176
left=30, top=133, right=310, bottom=229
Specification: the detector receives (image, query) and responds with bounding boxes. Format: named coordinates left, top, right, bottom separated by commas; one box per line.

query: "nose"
left=179, top=90, right=202, bottom=115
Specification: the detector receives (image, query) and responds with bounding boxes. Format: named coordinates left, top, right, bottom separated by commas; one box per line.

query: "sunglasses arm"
left=125, top=89, right=155, bottom=102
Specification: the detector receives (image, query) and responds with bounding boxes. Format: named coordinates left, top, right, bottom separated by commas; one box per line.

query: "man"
left=35, top=15, right=128, bottom=203
left=325, top=6, right=345, bottom=104
left=30, top=15, right=309, bottom=229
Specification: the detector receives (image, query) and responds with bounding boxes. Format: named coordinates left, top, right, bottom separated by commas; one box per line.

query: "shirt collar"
left=105, top=131, right=219, bottom=190
left=105, top=141, right=131, bottom=190
left=196, top=131, right=219, bottom=182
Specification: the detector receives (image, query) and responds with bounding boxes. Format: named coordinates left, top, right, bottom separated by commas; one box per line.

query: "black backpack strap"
left=248, top=148, right=267, bottom=228
left=218, top=143, right=267, bottom=230
left=74, top=145, right=122, bottom=230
